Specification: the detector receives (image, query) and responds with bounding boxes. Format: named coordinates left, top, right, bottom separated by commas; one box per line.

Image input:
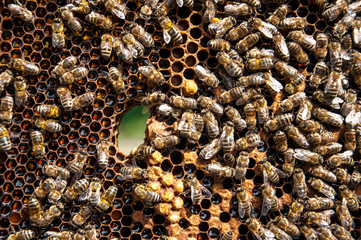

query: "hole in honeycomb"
left=170, top=75, right=183, bottom=87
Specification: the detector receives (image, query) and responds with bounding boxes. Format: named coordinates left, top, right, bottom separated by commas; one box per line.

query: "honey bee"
left=190, top=113, right=204, bottom=144
left=38, top=202, right=64, bottom=227
left=244, top=103, right=257, bottom=130
left=130, top=23, right=154, bottom=48
left=199, top=138, right=221, bottom=160
left=279, top=92, right=306, bottom=113
left=97, top=185, right=117, bottom=211
left=235, top=88, right=260, bottom=106
left=197, top=96, right=223, bottom=116
left=28, top=196, right=43, bottom=223
left=245, top=57, right=274, bottom=71
left=309, top=165, right=337, bottom=183
left=344, top=128, right=356, bottom=151
left=224, top=106, right=246, bottom=132
left=263, top=72, right=283, bottom=95
left=30, top=130, right=45, bottom=159
left=223, top=153, right=236, bottom=167
left=304, top=197, right=334, bottom=211
left=152, top=135, right=181, bottom=149
left=138, top=65, right=165, bottom=87
left=308, top=178, right=336, bottom=199
left=274, top=60, right=297, bottom=78
left=130, top=144, right=155, bottom=160
left=80, top=178, right=102, bottom=206
left=84, top=226, right=98, bottom=240
left=134, top=183, right=160, bottom=206
left=282, top=148, right=295, bottom=177
left=234, top=186, right=253, bottom=218
left=112, top=38, right=133, bottom=64
left=322, top=0, right=348, bottom=21
left=246, top=217, right=276, bottom=240
left=341, top=89, right=357, bottom=117
left=74, top=229, right=86, bottom=240
left=304, top=210, right=334, bottom=227
left=216, top=51, right=243, bottom=77
left=141, top=91, right=165, bottom=108
left=313, top=90, right=342, bottom=110
left=200, top=110, right=218, bottom=139
left=202, top=0, right=217, bottom=23
left=60, top=66, right=88, bottom=85
left=205, top=162, right=235, bottom=178
left=11, top=58, right=40, bottom=76
left=34, top=105, right=61, bottom=119
left=68, top=0, right=92, bottom=14
left=100, top=33, right=113, bottom=59
left=240, top=0, right=260, bottom=8
left=285, top=124, right=309, bottom=148
left=287, top=200, right=304, bottom=224
left=63, top=178, right=89, bottom=202
left=122, top=33, right=145, bottom=58
left=314, top=33, right=329, bottom=61
left=299, top=225, right=318, bottom=240
left=34, top=118, right=62, bottom=133
left=267, top=4, right=288, bottom=26
left=184, top=174, right=211, bottom=204
left=328, top=38, right=343, bottom=68
left=224, top=3, right=252, bottom=17
left=194, top=65, right=219, bottom=88
left=225, top=21, right=249, bottom=41
left=34, top=178, right=56, bottom=199
left=0, top=69, right=13, bottom=94
left=273, top=131, right=287, bottom=153
left=67, top=150, right=87, bottom=177
left=326, top=150, right=354, bottom=168
left=260, top=179, right=279, bottom=215
left=272, top=33, right=290, bottom=61
left=312, top=107, right=344, bottom=127
left=52, top=18, right=65, bottom=48
left=0, top=95, right=13, bottom=124
left=51, top=56, right=77, bottom=79
left=85, top=12, right=112, bottom=29
left=0, top=123, right=10, bottom=152
left=8, top=3, right=34, bottom=22
left=268, top=224, right=292, bottom=240
left=264, top=113, right=294, bottom=132
left=119, top=164, right=149, bottom=181
left=159, top=16, right=183, bottom=44
left=60, top=5, right=83, bottom=33
left=106, top=66, right=125, bottom=92
left=102, top=0, right=127, bottom=19
left=7, top=229, right=35, bottom=240
left=234, top=33, right=260, bottom=54
left=274, top=216, right=301, bottom=238
left=279, top=17, right=307, bottom=30
left=219, top=231, right=233, bottom=240
left=236, top=133, right=264, bottom=150
left=43, top=163, right=70, bottom=180
left=287, top=42, right=310, bottom=66
left=339, top=185, right=359, bottom=211
left=72, top=92, right=95, bottom=110
left=156, top=103, right=182, bottom=119
left=333, top=168, right=352, bottom=185
left=315, top=227, right=337, bottom=240
left=71, top=204, right=94, bottom=227
left=334, top=13, right=355, bottom=39
left=288, top=30, right=317, bottom=53
left=207, top=39, right=231, bottom=51
left=208, top=16, right=236, bottom=38
left=96, top=140, right=109, bottom=168
left=45, top=231, right=73, bottom=240
left=331, top=224, right=353, bottom=240
left=293, top=168, right=308, bottom=199
left=259, top=159, right=286, bottom=184
left=285, top=73, right=306, bottom=95
left=13, top=76, right=29, bottom=107
left=325, top=69, right=344, bottom=100
left=249, top=17, right=278, bottom=39
left=314, top=142, right=343, bottom=156
left=139, top=0, right=159, bottom=19
left=294, top=149, right=323, bottom=165
left=335, top=198, right=354, bottom=230
left=48, top=177, right=67, bottom=204
left=56, top=86, right=73, bottom=112
left=309, top=61, right=327, bottom=88
left=220, top=121, right=235, bottom=154
left=177, top=111, right=194, bottom=139
left=352, top=17, right=361, bottom=47
left=234, top=151, right=249, bottom=180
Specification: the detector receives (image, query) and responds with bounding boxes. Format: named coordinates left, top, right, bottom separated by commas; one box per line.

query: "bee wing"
left=275, top=167, right=287, bottom=179
left=318, top=188, right=335, bottom=200
left=258, top=26, right=273, bottom=39
left=294, top=149, right=310, bottom=161
left=266, top=77, right=283, bottom=93
left=252, top=232, right=263, bottom=240
left=163, top=29, right=171, bottom=44
left=177, top=118, right=188, bottom=131
left=338, top=150, right=354, bottom=159
left=127, top=46, right=139, bottom=58
left=45, top=231, right=62, bottom=237
left=199, top=184, right=212, bottom=198
left=176, top=0, right=183, bottom=7
left=275, top=228, right=292, bottom=240
left=204, top=145, right=220, bottom=160
left=190, top=185, right=196, bottom=203
left=262, top=197, right=272, bottom=215
left=264, top=229, right=276, bottom=239
left=86, top=229, right=98, bottom=240
left=208, top=6, right=216, bottom=22
left=346, top=109, right=361, bottom=128
left=112, top=8, right=126, bottom=19
left=78, top=187, right=91, bottom=202
left=297, top=103, right=311, bottom=122
left=250, top=140, right=264, bottom=148
left=293, top=183, right=308, bottom=198
left=353, top=25, right=361, bottom=45
left=303, top=35, right=316, bottom=47
left=117, top=174, right=135, bottom=181
left=238, top=200, right=246, bottom=218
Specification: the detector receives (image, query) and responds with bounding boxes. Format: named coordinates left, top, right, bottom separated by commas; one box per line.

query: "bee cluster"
left=1, top=0, right=361, bottom=239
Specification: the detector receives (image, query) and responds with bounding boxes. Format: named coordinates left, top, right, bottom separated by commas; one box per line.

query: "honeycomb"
left=0, top=0, right=361, bottom=239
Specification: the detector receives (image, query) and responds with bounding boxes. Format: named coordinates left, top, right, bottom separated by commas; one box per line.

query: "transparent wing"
left=258, top=26, right=273, bottom=39
left=163, top=29, right=171, bottom=44
left=264, top=228, right=276, bottom=238
left=250, top=140, right=264, bottom=148
left=318, top=188, right=335, bottom=199
left=177, top=117, right=187, bottom=131
left=294, top=149, right=310, bottom=161
left=275, top=168, right=287, bottom=179
left=128, top=46, right=139, bottom=58
left=338, top=150, right=354, bottom=159
left=353, top=26, right=361, bottom=45
left=44, top=231, right=62, bottom=237
left=238, top=201, right=246, bottom=218
left=176, top=0, right=183, bottom=7
left=346, top=109, right=361, bottom=128
left=303, top=35, right=316, bottom=47
left=199, top=185, right=212, bottom=198
left=208, top=7, right=216, bottom=22
left=190, top=185, right=195, bottom=203
left=112, top=8, right=126, bottom=19
left=297, top=103, right=311, bottom=122
left=266, top=77, right=283, bottom=92
left=262, top=197, right=272, bottom=215
left=78, top=187, right=91, bottom=202
left=252, top=232, right=263, bottom=240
